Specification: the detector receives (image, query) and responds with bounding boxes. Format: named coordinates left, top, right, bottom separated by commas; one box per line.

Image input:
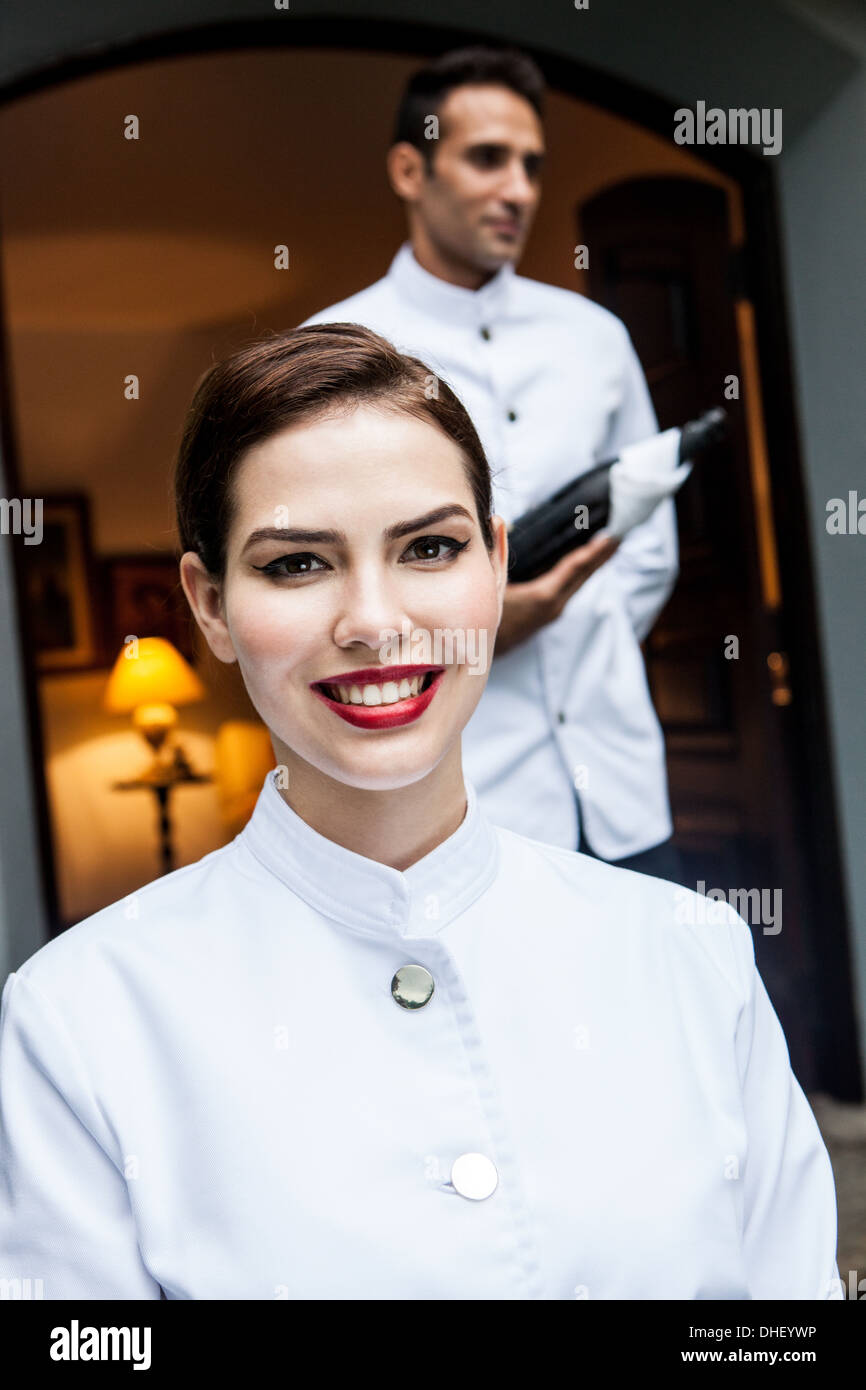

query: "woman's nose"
left=331, top=569, right=411, bottom=652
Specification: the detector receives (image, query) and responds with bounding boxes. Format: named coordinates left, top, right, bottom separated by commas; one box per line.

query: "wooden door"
left=580, top=175, right=853, bottom=1094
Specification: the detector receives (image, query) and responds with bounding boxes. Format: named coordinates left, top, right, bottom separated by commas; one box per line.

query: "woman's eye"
left=253, top=536, right=469, bottom=578
left=403, top=536, right=470, bottom=563
left=253, top=553, right=328, bottom=578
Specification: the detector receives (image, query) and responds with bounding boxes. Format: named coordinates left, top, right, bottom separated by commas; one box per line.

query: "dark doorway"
left=582, top=175, right=859, bottom=1096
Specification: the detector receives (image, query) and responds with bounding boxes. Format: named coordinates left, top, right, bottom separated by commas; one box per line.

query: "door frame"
left=0, top=14, right=859, bottom=1097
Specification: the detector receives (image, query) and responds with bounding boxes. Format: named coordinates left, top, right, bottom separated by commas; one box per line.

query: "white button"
left=450, top=1152, right=498, bottom=1200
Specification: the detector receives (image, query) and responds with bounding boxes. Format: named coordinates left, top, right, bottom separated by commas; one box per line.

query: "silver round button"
left=391, top=964, right=434, bottom=1010
left=450, top=1152, right=499, bottom=1200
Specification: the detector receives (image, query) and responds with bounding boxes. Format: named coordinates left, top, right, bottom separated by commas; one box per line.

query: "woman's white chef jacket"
left=302, top=243, right=677, bottom=858
left=0, top=771, right=842, bottom=1300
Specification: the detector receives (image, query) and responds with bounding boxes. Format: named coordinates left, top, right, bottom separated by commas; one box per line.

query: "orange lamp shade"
left=103, top=637, right=206, bottom=713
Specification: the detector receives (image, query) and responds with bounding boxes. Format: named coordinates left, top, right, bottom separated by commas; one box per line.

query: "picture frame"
left=22, top=493, right=102, bottom=673
left=97, top=553, right=196, bottom=666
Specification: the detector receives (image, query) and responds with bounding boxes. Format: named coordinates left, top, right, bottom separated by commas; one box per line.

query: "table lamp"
left=103, top=636, right=211, bottom=874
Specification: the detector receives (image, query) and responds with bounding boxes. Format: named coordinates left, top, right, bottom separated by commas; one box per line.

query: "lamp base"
left=112, top=751, right=212, bottom=875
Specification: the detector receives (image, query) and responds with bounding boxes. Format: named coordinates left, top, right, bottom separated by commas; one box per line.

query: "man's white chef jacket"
left=302, top=244, right=677, bottom=858
left=0, top=771, right=841, bottom=1299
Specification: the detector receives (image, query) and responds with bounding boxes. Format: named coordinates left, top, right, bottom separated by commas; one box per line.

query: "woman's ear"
left=178, top=552, right=238, bottom=665
left=490, top=515, right=509, bottom=619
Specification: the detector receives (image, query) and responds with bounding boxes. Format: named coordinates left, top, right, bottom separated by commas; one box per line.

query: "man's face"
left=414, top=83, right=544, bottom=272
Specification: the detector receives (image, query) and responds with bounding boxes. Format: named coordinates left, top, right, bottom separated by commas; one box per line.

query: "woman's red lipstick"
left=310, top=667, right=445, bottom=729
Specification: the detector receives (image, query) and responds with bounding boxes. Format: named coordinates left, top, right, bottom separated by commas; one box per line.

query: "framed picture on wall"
left=22, top=493, right=103, bottom=673
left=98, top=554, right=195, bottom=666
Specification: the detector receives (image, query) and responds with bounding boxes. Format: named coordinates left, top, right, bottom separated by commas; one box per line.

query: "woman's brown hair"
left=174, top=322, right=496, bottom=581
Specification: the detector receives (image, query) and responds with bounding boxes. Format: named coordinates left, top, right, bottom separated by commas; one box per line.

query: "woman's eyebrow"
left=241, top=504, right=475, bottom=553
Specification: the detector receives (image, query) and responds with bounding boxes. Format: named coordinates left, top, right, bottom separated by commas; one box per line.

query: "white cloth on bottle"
left=605, top=426, right=693, bottom=539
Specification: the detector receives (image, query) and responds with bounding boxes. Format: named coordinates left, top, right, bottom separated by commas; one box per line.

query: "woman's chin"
left=271, top=687, right=468, bottom=790
left=335, top=736, right=451, bottom=784
left=300, top=732, right=458, bottom=794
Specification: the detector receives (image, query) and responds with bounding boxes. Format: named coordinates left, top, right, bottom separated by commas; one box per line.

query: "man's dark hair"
left=393, top=46, right=545, bottom=167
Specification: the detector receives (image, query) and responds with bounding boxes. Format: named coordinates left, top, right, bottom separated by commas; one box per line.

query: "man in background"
left=302, top=46, right=683, bottom=881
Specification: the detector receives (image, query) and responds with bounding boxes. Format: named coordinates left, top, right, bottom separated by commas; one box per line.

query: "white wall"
left=776, top=0, right=866, bottom=1083
left=0, top=453, right=50, bottom=977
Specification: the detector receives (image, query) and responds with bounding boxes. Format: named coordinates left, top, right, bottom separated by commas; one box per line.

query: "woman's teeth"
left=321, top=673, right=434, bottom=706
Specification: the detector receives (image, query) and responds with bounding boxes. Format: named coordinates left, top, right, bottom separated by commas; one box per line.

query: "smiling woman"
left=0, top=322, right=844, bottom=1301
left=175, top=322, right=507, bottom=849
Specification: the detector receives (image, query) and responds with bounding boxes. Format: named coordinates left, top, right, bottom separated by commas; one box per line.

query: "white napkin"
left=603, top=427, right=691, bottom=539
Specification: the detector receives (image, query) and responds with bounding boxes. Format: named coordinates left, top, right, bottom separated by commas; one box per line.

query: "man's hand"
left=495, top=532, right=620, bottom=657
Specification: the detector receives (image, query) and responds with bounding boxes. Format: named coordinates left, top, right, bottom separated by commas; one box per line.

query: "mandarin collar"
left=239, top=770, right=500, bottom=942
left=387, top=241, right=514, bottom=326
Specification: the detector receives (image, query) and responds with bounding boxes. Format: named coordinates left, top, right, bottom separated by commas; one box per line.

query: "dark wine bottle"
left=505, top=408, right=727, bottom=583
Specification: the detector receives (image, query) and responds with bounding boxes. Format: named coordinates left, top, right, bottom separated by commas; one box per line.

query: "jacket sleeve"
left=596, top=328, right=680, bottom=641
left=0, top=970, right=162, bottom=1299
left=727, top=914, right=844, bottom=1299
